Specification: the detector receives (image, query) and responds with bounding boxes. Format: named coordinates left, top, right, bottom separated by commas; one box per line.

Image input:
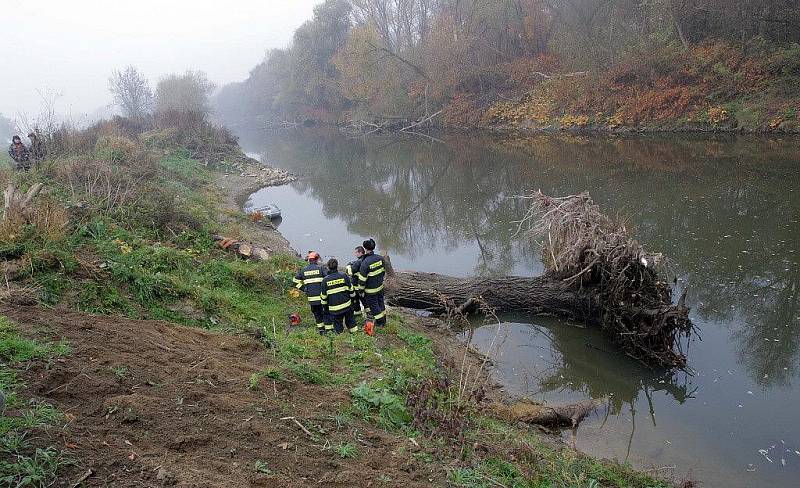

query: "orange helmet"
left=307, top=251, right=320, bottom=261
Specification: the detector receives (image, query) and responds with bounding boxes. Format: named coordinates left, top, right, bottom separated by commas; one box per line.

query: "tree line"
left=213, top=0, right=800, bottom=124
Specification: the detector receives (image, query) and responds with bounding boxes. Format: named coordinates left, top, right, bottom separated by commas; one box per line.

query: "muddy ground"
left=5, top=304, right=463, bottom=487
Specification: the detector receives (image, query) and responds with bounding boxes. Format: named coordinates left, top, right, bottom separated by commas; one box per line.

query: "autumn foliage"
left=214, top=0, right=800, bottom=132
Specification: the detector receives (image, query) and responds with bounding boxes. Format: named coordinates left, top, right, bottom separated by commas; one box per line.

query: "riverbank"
left=0, top=117, right=683, bottom=486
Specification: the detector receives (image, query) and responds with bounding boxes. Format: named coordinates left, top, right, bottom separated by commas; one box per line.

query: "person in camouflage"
left=8, top=135, right=31, bottom=171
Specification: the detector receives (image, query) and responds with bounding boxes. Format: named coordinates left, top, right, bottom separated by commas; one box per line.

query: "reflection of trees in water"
left=242, top=127, right=800, bottom=389
left=521, top=322, right=697, bottom=415
left=256, top=130, right=540, bottom=275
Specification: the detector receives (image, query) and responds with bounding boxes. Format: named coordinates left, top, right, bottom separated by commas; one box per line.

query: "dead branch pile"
left=516, top=191, right=693, bottom=367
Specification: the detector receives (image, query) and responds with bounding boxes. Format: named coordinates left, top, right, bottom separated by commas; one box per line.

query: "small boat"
left=250, top=203, right=282, bottom=219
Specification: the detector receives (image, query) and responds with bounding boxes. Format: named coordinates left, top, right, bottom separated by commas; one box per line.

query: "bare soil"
left=4, top=304, right=452, bottom=487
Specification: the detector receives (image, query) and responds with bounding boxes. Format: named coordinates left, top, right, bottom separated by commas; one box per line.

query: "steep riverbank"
left=0, top=117, right=683, bottom=487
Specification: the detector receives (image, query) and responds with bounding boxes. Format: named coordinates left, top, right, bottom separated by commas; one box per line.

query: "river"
left=234, top=126, right=799, bottom=487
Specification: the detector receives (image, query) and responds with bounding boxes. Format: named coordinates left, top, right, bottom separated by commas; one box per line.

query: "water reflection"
left=239, top=127, right=800, bottom=486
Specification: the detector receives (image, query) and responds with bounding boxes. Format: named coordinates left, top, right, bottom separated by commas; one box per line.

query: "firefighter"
left=358, top=238, right=387, bottom=327
left=293, top=251, right=327, bottom=334
left=345, top=246, right=366, bottom=324
left=320, top=258, right=358, bottom=334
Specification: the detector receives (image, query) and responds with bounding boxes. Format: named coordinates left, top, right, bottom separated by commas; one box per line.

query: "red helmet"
left=307, top=251, right=320, bottom=261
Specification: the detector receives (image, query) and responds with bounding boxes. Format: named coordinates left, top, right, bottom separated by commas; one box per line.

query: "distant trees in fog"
left=108, top=66, right=154, bottom=118
left=108, top=67, right=216, bottom=119
left=155, top=71, right=216, bottom=116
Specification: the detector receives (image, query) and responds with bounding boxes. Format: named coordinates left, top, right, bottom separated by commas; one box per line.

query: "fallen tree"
left=488, top=398, right=606, bottom=428
left=386, top=192, right=694, bottom=368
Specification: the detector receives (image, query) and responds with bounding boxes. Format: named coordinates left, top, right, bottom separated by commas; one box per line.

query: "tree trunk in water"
left=488, top=398, right=606, bottom=428
left=384, top=265, right=691, bottom=369
left=386, top=272, right=597, bottom=324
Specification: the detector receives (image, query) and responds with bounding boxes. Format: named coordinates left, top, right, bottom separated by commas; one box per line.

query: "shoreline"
left=222, top=116, right=800, bottom=137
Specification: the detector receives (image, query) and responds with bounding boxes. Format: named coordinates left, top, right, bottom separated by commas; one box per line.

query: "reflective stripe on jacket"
left=293, top=263, right=327, bottom=302
left=320, top=271, right=355, bottom=315
left=346, top=257, right=364, bottom=291
left=358, top=252, right=385, bottom=295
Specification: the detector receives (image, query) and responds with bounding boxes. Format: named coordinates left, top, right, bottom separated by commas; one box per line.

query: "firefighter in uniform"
left=358, top=239, right=387, bottom=327
left=293, top=251, right=327, bottom=334
left=345, top=246, right=366, bottom=325
left=320, top=258, right=358, bottom=334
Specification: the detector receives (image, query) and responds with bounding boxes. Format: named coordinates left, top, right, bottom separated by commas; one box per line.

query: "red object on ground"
left=364, top=321, right=375, bottom=336
left=289, top=313, right=301, bottom=326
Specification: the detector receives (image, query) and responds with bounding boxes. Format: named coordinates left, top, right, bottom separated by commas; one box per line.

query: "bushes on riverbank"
left=483, top=40, right=800, bottom=132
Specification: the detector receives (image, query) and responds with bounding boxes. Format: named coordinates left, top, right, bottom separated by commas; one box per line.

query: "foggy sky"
left=0, top=0, right=320, bottom=122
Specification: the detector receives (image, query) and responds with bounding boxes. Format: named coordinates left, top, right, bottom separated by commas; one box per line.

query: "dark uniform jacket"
left=293, top=263, right=327, bottom=303
left=358, top=252, right=385, bottom=295
left=320, top=271, right=355, bottom=315
left=346, top=257, right=364, bottom=292
left=8, top=143, right=29, bottom=163
left=29, top=139, right=46, bottom=161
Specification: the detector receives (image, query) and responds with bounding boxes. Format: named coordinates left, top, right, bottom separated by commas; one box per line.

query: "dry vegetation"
left=517, top=191, right=693, bottom=367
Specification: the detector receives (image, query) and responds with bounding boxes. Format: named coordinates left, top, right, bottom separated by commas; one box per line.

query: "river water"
left=236, top=127, right=799, bottom=487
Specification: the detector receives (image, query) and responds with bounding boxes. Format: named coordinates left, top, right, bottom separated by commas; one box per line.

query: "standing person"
left=7, top=135, right=30, bottom=171
left=293, top=251, right=327, bottom=335
left=358, top=239, right=387, bottom=328
left=346, top=246, right=367, bottom=325
left=320, top=258, right=358, bottom=334
left=27, top=132, right=46, bottom=164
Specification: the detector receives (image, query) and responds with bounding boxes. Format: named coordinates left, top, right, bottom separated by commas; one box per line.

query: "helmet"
left=307, top=251, right=320, bottom=261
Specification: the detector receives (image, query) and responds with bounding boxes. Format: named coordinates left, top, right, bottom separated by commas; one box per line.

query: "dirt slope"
left=4, top=305, right=446, bottom=487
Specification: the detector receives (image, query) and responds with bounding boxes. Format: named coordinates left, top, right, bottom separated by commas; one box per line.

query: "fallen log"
left=386, top=272, right=594, bottom=322
left=386, top=192, right=695, bottom=369
left=488, top=397, right=606, bottom=428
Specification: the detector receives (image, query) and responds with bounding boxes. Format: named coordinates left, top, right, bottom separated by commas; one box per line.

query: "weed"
left=0, top=446, right=69, bottom=487
left=333, top=442, right=358, bottom=459
left=0, top=316, right=69, bottom=363
left=254, top=460, right=273, bottom=475
left=249, top=368, right=285, bottom=390
left=0, top=317, right=69, bottom=485
left=448, top=467, right=485, bottom=487
left=351, top=382, right=411, bottom=430
left=110, top=365, right=129, bottom=380
left=286, top=361, right=338, bottom=386
left=330, top=410, right=353, bottom=430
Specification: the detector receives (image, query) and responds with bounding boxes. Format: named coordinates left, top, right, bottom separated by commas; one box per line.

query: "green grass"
left=333, top=442, right=358, bottom=459
left=0, top=316, right=70, bottom=485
